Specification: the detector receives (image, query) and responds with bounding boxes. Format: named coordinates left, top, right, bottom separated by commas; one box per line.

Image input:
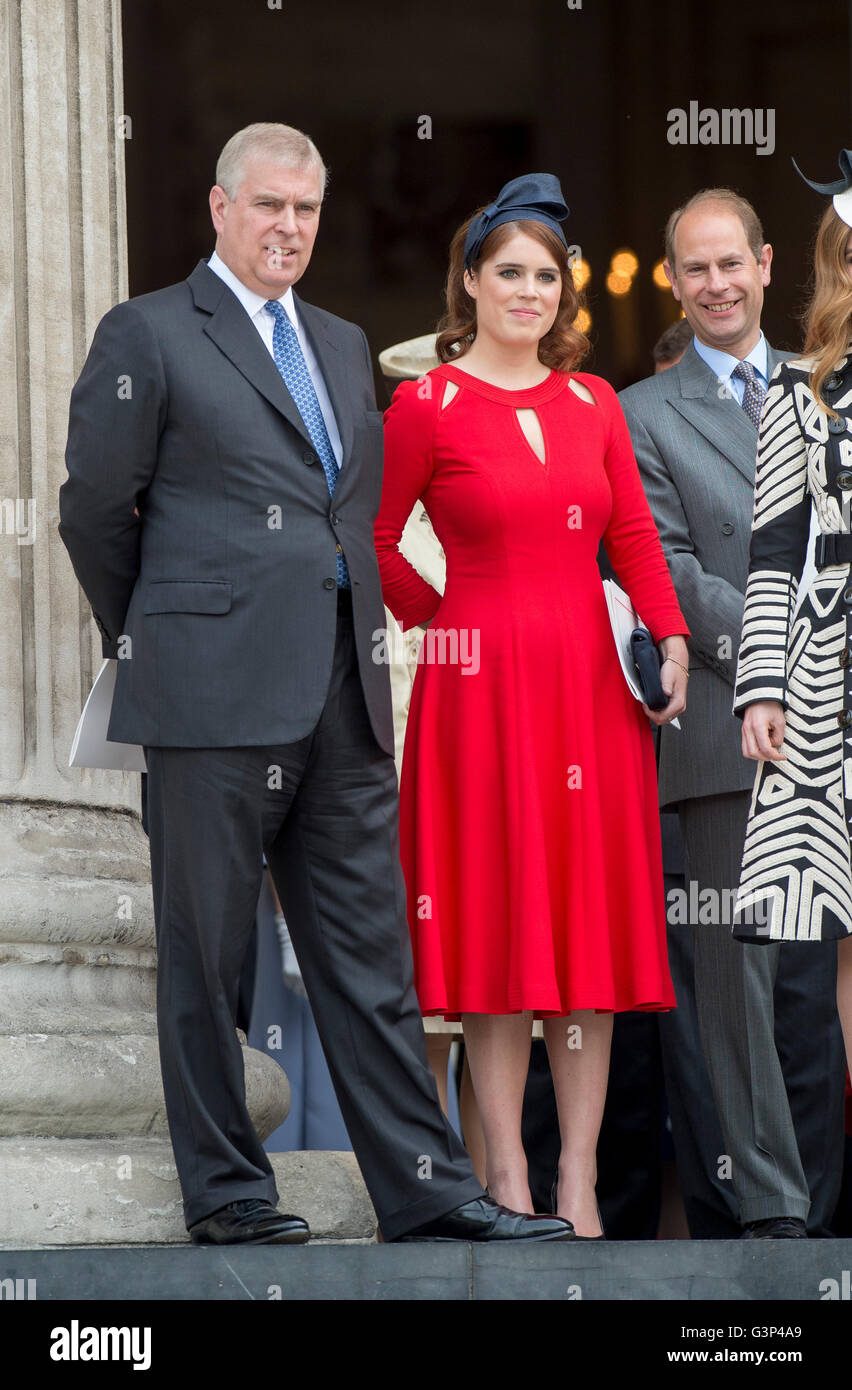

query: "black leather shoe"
left=394, top=1195, right=576, bottom=1241
left=740, top=1217, right=807, bottom=1239
left=189, top=1198, right=310, bottom=1246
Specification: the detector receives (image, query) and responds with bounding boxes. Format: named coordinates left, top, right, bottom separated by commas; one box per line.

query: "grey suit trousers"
left=145, top=589, right=483, bottom=1236
left=678, top=791, right=845, bottom=1231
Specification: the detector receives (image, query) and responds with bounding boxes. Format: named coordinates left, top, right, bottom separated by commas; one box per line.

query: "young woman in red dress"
left=374, top=175, right=689, bottom=1237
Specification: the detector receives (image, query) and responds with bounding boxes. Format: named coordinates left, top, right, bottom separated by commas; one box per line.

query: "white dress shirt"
left=206, top=249, right=343, bottom=467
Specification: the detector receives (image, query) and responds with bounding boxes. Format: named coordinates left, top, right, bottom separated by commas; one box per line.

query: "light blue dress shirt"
left=691, top=331, right=769, bottom=406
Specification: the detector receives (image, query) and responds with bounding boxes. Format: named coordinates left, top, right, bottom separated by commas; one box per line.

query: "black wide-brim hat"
left=792, top=148, right=852, bottom=228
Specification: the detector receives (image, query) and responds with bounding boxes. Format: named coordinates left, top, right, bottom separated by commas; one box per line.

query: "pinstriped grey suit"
left=619, top=342, right=845, bottom=1233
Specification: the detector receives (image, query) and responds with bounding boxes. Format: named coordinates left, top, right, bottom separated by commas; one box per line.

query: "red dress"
left=374, top=363, right=689, bottom=1017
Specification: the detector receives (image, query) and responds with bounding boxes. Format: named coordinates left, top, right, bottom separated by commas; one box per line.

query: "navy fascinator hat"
left=463, top=173, right=570, bottom=271
left=792, top=148, right=852, bottom=229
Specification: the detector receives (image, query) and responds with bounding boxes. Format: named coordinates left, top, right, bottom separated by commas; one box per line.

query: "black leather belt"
left=816, top=532, right=852, bottom=568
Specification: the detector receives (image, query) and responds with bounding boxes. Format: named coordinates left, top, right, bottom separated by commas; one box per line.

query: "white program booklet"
left=69, top=659, right=147, bottom=772
left=603, top=578, right=681, bottom=730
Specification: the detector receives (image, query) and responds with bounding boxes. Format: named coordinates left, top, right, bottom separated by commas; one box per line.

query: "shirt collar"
left=207, top=250, right=299, bottom=331
left=692, top=330, right=768, bottom=385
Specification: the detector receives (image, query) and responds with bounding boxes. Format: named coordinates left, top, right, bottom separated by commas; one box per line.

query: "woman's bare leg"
left=543, top=1010, right=613, bottom=1236
left=459, top=1051, right=487, bottom=1186
left=424, top=1033, right=452, bottom=1116
left=461, top=1012, right=534, bottom=1212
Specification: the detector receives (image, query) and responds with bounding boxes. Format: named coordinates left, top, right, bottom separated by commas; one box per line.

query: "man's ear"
left=209, top=185, right=228, bottom=237
left=758, top=242, right=773, bottom=289
left=663, top=259, right=681, bottom=302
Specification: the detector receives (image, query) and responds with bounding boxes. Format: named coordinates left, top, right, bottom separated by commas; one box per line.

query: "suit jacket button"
left=828, top=416, right=847, bottom=435
left=331, top=513, right=339, bottom=524
left=839, top=711, right=852, bottom=729
left=721, top=522, right=734, bottom=535
left=323, top=577, right=336, bottom=590
left=838, top=472, right=852, bottom=490
left=303, top=450, right=317, bottom=464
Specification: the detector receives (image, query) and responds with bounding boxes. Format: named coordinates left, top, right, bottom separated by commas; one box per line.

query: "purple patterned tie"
left=265, top=299, right=350, bottom=589
left=733, top=360, right=766, bottom=430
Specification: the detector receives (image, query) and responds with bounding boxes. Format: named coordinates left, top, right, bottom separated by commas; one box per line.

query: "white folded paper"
left=69, top=660, right=147, bottom=772
left=603, top=578, right=681, bottom=730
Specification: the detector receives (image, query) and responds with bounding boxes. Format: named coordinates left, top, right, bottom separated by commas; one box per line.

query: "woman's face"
left=464, top=231, right=562, bottom=350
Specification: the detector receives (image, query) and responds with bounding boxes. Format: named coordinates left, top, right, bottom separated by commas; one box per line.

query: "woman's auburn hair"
left=802, top=205, right=852, bottom=418
left=435, top=214, right=590, bottom=372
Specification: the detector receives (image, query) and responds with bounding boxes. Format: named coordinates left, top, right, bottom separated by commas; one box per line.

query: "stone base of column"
left=0, top=1144, right=374, bottom=1245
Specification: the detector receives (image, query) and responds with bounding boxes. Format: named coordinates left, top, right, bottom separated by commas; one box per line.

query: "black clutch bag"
left=630, top=627, right=668, bottom=711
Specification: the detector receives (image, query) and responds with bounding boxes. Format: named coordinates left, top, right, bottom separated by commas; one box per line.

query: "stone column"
left=0, top=0, right=288, bottom=1245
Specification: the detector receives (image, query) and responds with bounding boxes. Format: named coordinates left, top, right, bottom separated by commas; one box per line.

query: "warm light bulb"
left=610, top=249, right=639, bottom=278
left=652, top=259, right=670, bottom=290
left=606, top=270, right=632, bottom=297
left=571, top=257, right=591, bottom=290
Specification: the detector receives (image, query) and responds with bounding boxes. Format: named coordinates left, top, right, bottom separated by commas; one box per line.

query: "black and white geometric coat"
left=733, top=347, right=852, bottom=941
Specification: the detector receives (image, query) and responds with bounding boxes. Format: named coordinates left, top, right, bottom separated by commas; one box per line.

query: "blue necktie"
left=265, top=299, right=350, bottom=589
left=733, top=360, right=766, bottom=431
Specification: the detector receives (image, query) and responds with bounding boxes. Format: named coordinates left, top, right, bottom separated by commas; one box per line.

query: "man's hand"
left=741, top=700, right=787, bottom=762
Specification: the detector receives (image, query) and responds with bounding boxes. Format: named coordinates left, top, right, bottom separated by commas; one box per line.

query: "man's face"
left=209, top=156, right=323, bottom=297
left=665, top=206, right=772, bottom=359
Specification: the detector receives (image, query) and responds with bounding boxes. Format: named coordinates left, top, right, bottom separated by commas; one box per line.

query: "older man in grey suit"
left=619, top=188, right=845, bottom=1238
left=58, top=122, right=572, bottom=1247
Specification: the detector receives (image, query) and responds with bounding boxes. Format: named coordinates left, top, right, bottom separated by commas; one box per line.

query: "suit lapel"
left=188, top=260, right=316, bottom=452
left=668, top=341, right=759, bottom=485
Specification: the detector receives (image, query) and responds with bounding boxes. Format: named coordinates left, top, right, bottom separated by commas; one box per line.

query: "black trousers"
left=145, top=589, right=483, bottom=1235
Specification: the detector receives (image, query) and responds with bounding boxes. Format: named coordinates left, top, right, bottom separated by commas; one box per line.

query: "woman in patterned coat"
left=733, top=151, right=852, bottom=1074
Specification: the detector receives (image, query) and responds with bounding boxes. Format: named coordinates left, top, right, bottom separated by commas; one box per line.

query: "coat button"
left=303, top=450, right=317, bottom=464
left=331, top=513, right=339, bottom=524
left=841, top=649, right=852, bottom=668
left=323, top=577, right=336, bottom=590
left=828, top=416, right=847, bottom=435
left=721, top=522, right=734, bottom=535
left=838, top=473, right=852, bottom=490
left=845, top=587, right=852, bottom=605
left=826, top=373, right=844, bottom=391
left=840, top=711, right=852, bottom=729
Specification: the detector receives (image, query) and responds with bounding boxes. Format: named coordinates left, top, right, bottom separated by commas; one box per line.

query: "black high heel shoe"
left=550, top=1177, right=605, bottom=1240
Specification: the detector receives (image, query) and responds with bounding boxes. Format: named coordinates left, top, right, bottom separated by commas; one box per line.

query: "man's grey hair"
left=216, top=122, right=328, bottom=199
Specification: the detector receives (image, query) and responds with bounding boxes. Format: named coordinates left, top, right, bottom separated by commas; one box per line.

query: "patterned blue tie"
left=733, top=360, right=767, bottom=431
left=265, top=299, right=350, bottom=589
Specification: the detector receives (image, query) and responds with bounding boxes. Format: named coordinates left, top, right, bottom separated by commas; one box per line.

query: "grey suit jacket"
left=59, top=259, right=395, bottom=754
left=618, top=339, right=786, bottom=809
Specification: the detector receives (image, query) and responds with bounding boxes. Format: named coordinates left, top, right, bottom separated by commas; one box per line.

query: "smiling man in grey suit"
left=619, top=188, right=845, bottom=1239
left=58, top=123, right=573, bottom=1247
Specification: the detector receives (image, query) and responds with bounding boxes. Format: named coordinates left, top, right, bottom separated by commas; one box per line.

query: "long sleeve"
left=732, top=362, right=812, bottom=717
left=596, top=378, right=690, bottom=644
left=374, top=377, right=443, bottom=630
left=621, top=397, right=744, bottom=684
left=59, top=300, right=166, bottom=656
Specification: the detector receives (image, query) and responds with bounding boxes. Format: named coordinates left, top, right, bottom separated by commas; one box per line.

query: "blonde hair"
left=801, top=205, right=852, bottom=418
left=216, top=122, right=327, bottom=199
